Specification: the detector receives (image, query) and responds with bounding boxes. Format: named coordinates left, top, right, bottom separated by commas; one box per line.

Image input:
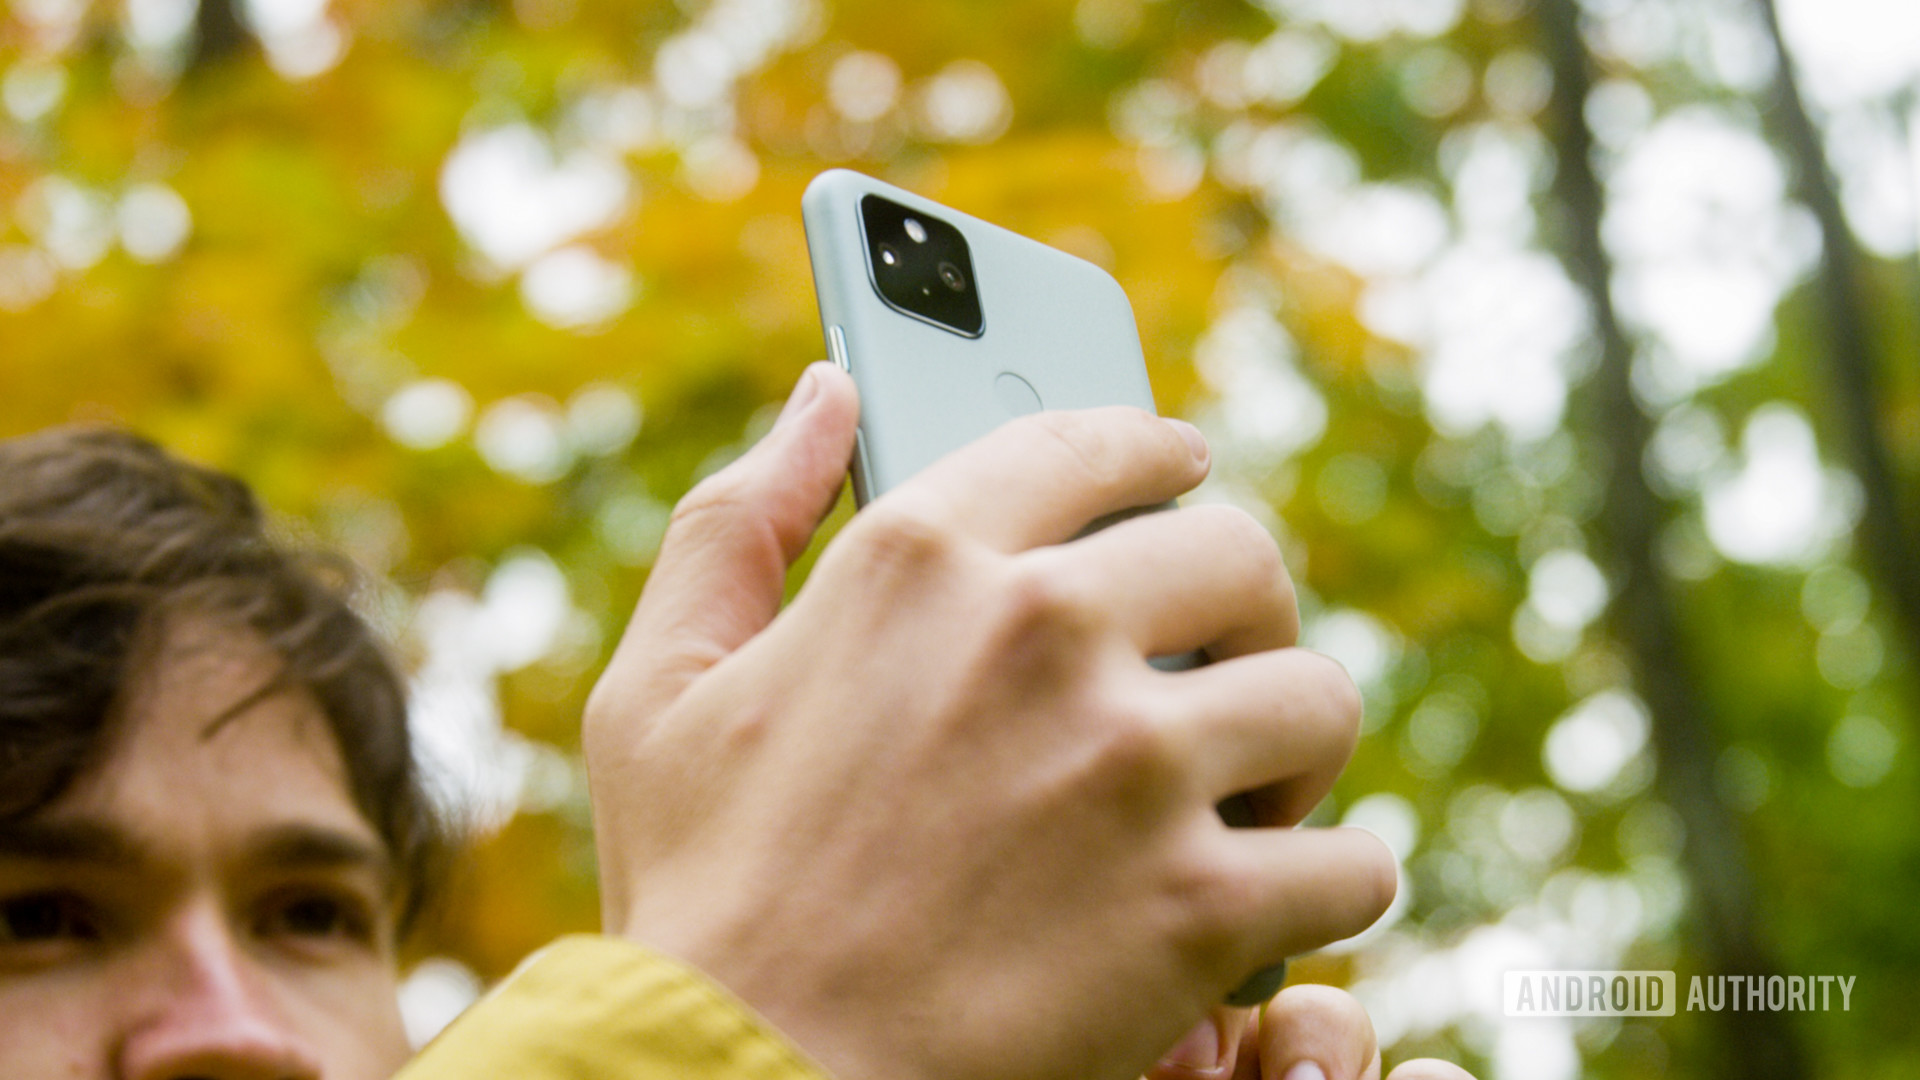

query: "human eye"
left=0, top=891, right=103, bottom=955
left=254, top=887, right=379, bottom=951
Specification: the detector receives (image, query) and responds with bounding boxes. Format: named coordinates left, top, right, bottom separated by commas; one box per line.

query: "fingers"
left=1036, top=503, right=1299, bottom=660
left=1168, top=649, right=1361, bottom=826
left=1383, top=1062, right=1477, bottom=1080
left=1177, top=988, right=1479, bottom=1080
left=1145, top=1007, right=1254, bottom=1080
left=1237, top=828, right=1398, bottom=964
left=882, top=407, right=1210, bottom=553
left=1255, top=985, right=1381, bottom=1080
left=1254, top=986, right=1480, bottom=1080
left=594, top=362, right=859, bottom=723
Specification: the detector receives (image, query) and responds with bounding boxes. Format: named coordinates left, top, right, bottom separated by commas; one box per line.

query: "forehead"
left=44, top=619, right=378, bottom=852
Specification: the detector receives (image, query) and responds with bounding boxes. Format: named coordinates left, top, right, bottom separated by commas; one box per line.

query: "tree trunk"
left=1534, top=2, right=1810, bottom=1077
left=1754, top=0, right=1920, bottom=684
left=192, top=0, right=251, bottom=69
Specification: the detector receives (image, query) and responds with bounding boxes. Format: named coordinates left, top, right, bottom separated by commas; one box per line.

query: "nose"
left=119, top=906, right=322, bottom=1080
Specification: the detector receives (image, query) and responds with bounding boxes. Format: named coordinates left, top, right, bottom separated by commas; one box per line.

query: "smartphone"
left=800, top=168, right=1159, bottom=507
left=802, top=169, right=1285, bottom=1006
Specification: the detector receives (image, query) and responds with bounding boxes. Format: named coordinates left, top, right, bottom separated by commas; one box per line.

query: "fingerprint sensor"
left=994, top=371, right=1043, bottom=417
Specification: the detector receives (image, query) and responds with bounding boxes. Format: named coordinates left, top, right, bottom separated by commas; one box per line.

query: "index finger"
left=877, top=407, right=1210, bottom=552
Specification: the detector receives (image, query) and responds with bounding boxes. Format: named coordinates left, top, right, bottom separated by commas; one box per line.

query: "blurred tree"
left=2, top=1, right=1915, bottom=1077
left=1754, top=0, right=1920, bottom=676
left=1538, top=2, right=1802, bottom=1075
left=193, top=0, right=249, bottom=67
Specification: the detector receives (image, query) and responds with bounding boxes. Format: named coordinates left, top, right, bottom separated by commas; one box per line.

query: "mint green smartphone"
left=802, top=169, right=1286, bottom=1006
left=801, top=168, right=1160, bottom=506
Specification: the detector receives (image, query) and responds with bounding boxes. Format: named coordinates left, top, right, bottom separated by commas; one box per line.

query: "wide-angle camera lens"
left=937, top=261, right=966, bottom=291
left=878, top=243, right=901, bottom=268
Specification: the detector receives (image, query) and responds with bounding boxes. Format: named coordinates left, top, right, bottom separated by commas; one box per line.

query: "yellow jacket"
left=400, top=936, right=834, bottom=1080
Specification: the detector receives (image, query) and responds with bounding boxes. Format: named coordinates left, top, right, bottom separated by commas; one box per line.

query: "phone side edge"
left=802, top=170, right=881, bottom=505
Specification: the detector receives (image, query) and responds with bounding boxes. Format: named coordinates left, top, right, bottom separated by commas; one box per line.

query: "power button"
left=827, top=325, right=850, bottom=371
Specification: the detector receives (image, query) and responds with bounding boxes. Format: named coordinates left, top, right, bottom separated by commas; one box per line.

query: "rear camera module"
left=860, top=194, right=983, bottom=337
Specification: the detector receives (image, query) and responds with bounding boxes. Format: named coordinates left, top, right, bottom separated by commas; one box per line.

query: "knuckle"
left=1095, top=706, right=1182, bottom=786
left=1204, top=505, right=1288, bottom=588
left=1029, top=408, right=1160, bottom=494
left=1305, top=649, right=1366, bottom=748
left=582, top=674, right=622, bottom=727
left=848, top=501, right=957, bottom=574
left=581, top=678, right=651, bottom=775
left=999, top=556, right=1094, bottom=631
left=666, top=470, right=754, bottom=539
left=1163, top=853, right=1264, bottom=968
left=1209, top=505, right=1300, bottom=639
left=1330, top=671, right=1366, bottom=748
left=581, top=681, right=619, bottom=747
left=1068, top=695, right=1193, bottom=831
left=972, top=560, right=1106, bottom=684
left=1351, top=828, right=1401, bottom=919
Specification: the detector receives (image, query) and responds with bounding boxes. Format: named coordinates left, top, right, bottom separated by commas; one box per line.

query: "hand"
left=584, top=362, right=1395, bottom=1080
left=1148, top=990, right=1476, bottom=1080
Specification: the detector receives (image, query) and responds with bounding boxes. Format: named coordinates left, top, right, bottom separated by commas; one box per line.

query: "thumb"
left=602, top=361, right=859, bottom=718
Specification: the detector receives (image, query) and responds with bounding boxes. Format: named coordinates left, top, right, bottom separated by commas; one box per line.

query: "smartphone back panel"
left=802, top=169, right=1157, bottom=503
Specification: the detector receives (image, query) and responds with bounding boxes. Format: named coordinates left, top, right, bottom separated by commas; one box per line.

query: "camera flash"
left=904, top=218, right=928, bottom=243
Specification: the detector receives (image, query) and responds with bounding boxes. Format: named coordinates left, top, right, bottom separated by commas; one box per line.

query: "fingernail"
left=1165, top=417, right=1208, bottom=463
left=1282, top=1063, right=1327, bottom=1080
left=1158, top=1015, right=1223, bottom=1074
left=774, top=363, right=824, bottom=430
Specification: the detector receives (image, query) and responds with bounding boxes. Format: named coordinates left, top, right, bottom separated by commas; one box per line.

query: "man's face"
left=0, top=622, right=412, bottom=1080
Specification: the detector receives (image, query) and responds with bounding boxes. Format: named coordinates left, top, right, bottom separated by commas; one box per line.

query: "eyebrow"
left=0, top=819, right=145, bottom=867
left=246, top=824, right=393, bottom=887
left=0, top=819, right=392, bottom=888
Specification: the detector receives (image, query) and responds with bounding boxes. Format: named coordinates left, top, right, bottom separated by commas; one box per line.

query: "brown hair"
left=0, top=427, right=445, bottom=931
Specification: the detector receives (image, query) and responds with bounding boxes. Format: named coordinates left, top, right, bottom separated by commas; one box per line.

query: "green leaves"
left=2, top=2, right=1914, bottom=1074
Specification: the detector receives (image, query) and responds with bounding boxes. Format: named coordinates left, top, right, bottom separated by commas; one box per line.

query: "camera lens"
left=859, top=192, right=984, bottom=336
